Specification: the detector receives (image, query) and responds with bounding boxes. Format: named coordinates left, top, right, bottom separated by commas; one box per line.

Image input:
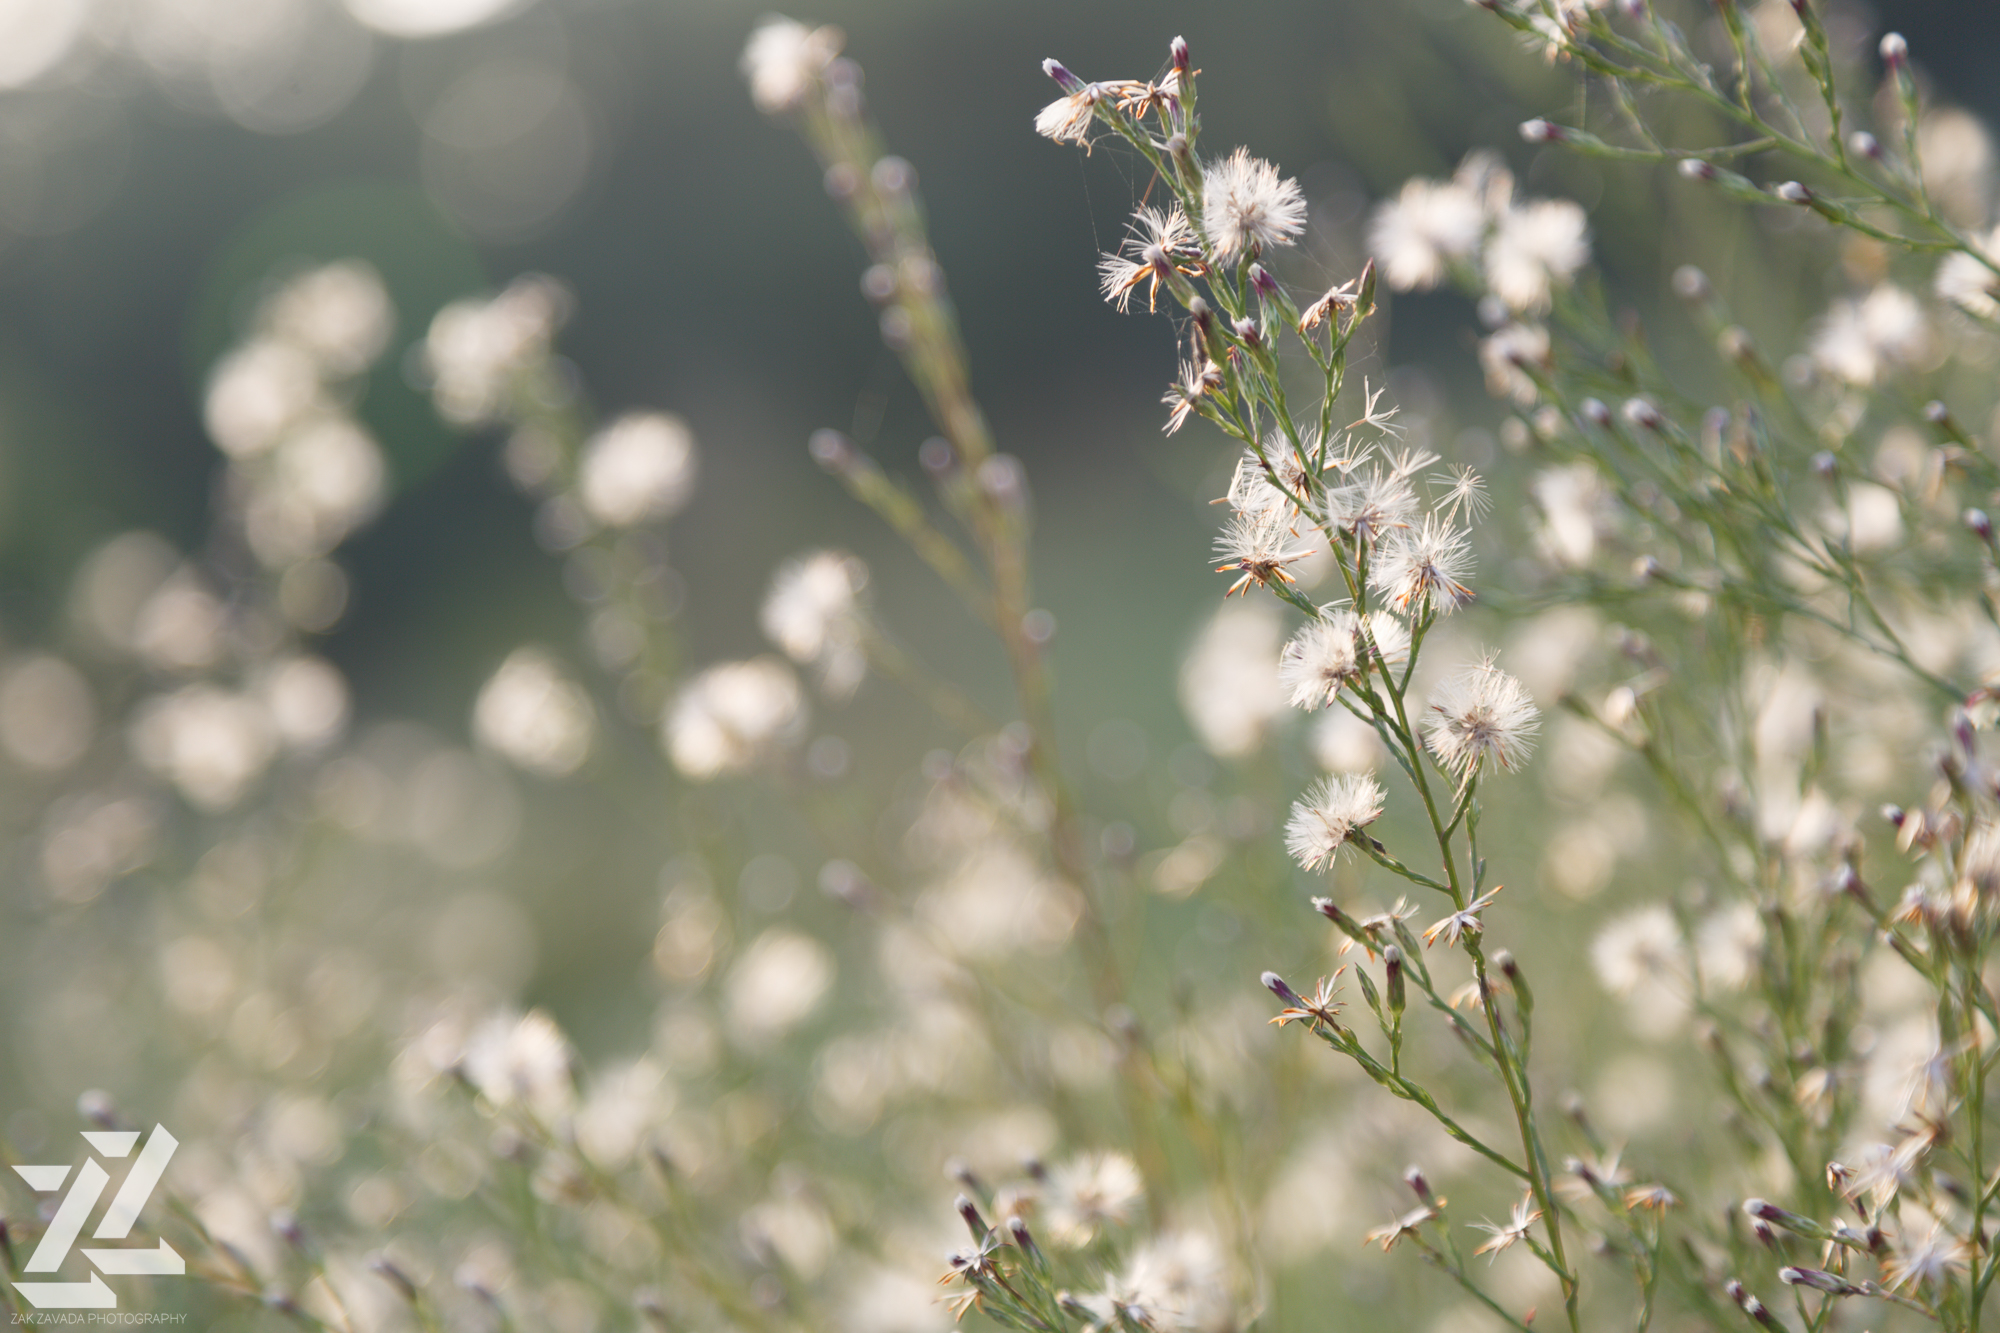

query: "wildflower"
left=1284, top=775, right=1385, bottom=872
left=1278, top=611, right=1408, bottom=708
left=1371, top=516, right=1475, bottom=614
left=1364, top=1203, right=1437, bottom=1251
left=1479, top=322, right=1551, bottom=405
left=1325, top=467, right=1420, bottom=545
left=1880, top=1221, right=1971, bottom=1292
left=578, top=412, right=698, bottom=526
left=473, top=648, right=595, bottom=777
left=1034, top=80, right=1103, bottom=145
left=1936, top=227, right=2000, bottom=320
left=1213, top=510, right=1312, bottom=597
left=1299, top=275, right=1360, bottom=333
left=1421, top=656, right=1538, bottom=775
left=1485, top=198, right=1590, bottom=312
left=1471, top=1194, right=1541, bottom=1260
left=1179, top=599, right=1286, bottom=758
left=741, top=18, right=841, bottom=114
left=1043, top=1151, right=1144, bottom=1247
left=1422, top=884, right=1502, bottom=949
left=1622, top=1183, right=1678, bottom=1212
left=263, top=260, right=394, bottom=375
left=1267, top=970, right=1349, bottom=1028
left=663, top=658, right=806, bottom=779
left=1201, top=148, right=1307, bottom=259
left=1590, top=906, right=1688, bottom=998
left=761, top=551, right=869, bottom=699
left=1778, top=1267, right=1863, bottom=1297
left=1369, top=177, right=1485, bottom=291
left=1349, top=379, right=1406, bottom=438
left=1099, top=206, right=1199, bottom=313
left=1163, top=357, right=1222, bottom=434
left=461, top=1010, right=575, bottom=1124
left=1431, top=464, right=1489, bottom=523
left=422, top=276, right=570, bottom=426
left=1105, top=1230, right=1234, bottom=1333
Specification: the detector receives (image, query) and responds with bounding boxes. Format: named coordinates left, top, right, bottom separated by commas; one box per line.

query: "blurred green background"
left=0, top=0, right=1990, bottom=1065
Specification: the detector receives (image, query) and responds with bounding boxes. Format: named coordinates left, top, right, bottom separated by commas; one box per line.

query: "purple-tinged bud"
left=1865, top=1224, right=1887, bottom=1252
left=860, top=264, right=896, bottom=305
left=956, top=1194, right=988, bottom=1240
left=1009, top=1215, right=1038, bottom=1254
left=1165, top=133, right=1189, bottom=160
left=270, top=1210, right=306, bottom=1248
left=263, top=1289, right=300, bottom=1314
left=977, top=454, right=1027, bottom=512
left=1622, top=397, right=1663, bottom=431
left=1404, top=1165, right=1433, bottom=1204
left=1751, top=1218, right=1777, bottom=1248
left=1882, top=803, right=1906, bottom=827
left=1383, top=945, right=1405, bottom=1012
left=1023, top=1156, right=1047, bottom=1182
left=1621, top=0, right=1647, bottom=16
left=369, top=1254, right=419, bottom=1303
left=1042, top=58, right=1083, bottom=93
left=1261, top=971, right=1303, bottom=1008
left=1249, top=264, right=1278, bottom=297
left=1956, top=710, right=1977, bottom=759
left=1779, top=1267, right=1861, bottom=1296
left=1232, top=316, right=1261, bottom=348
left=1967, top=508, right=1993, bottom=541
left=1635, top=555, right=1663, bottom=582
left=1187, top=295, right=1212, bottom=331
left=1774, top=180, right=1811, bottom=205
left=946, top=1157, right=982, bottom=1193
left=78, top=1090, right=117, bottom=1129
left=1581, top=398, right=1612, bottom=428
left=1170, top=36, right=1190, bottom=72
left=1670, top=265, right=1710, bottom=300
left=1849, top=131, right=1881, bottom=160
left=1879, top=32, right=1907, bottom=68
left=1312, top=896, right=1358, bottom=933
left=1805, top=451, right=1836, bottom=482
left=808, top=429, right=857, bottom=473
left=1678, top=157, right=1717, bottom=182
left=1496, top=950, right=1520, bottom=983
left=1926, top=399, right=1953, bottom=426
left=919, top=437, right=956, bottom=478
left=1520, top=118, right=1559, bottom=144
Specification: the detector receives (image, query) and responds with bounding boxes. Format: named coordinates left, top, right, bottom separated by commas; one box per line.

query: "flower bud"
left=1849, top=131, right=1881, bottom=160
left=1383, top=945, right=1405, bottom=1014
left=1926, top=399, right=1953, bottom=426
left=1670, top=265, right=1710, bottom=300
left=1404, top=1165, right=1433, bottom=1204
left=1165, top=133, right=1189, bottom=160
left=1677, top=158, right=1717, bottom=182
left=1882, top=803, right=1906, bottom=828
left=1622, top=397, right=1663, bottom=431
left=1967, top=508, right=1993, bottom=542
left=1009, top=1215, right=1040, bottom=1256
left=823, top=162, right=860, bottom=200
left=1232, top=316, right=1261, bottom=348
left=956, top=1194, right=988, bottom=1241
left=1879, top=32, right=1907, bottom=68
left=1187, top=295, right=1212, bottom=332
left=1249, top=264, right=1278, bottom=297
left=368, top=1254, right=420, bottom=1303
left=78, top=1090, right=117, bottom=1129
left=1042, top=58, right=1083, bottom=93
left=1779, top=1267, right=1861, bottom=1296
left=270, top=1210, right=306, bottom=1248
left=1520, top=118, right=1559, bottom=144
left=1774, top=180, right=1811, bottom=205
left=1261, top=970, right=1303, bottom=1008
left=1811, top=450, right=1837, bottom=480
left=1170, top=36, right=1190, bottom=72
left=919, top=436, right=956, bottom=479
left=871, top=156, right=914, bottom=196
left=1581, top=398, right=1612, bottom=428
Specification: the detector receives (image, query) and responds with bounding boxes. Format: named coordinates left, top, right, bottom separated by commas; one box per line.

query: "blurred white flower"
left=664, top=658, right=806, bottom=779
left=1201, top=148, right=1306, bottom=260
left=263, top=260, right=394, bottom=375
left=1311, top=709, right=1385, bottom=772
left=1696, top=902, right=1763, bottom=993
left=423, top=276, right=570, bottom=426
left=762, top=551, right=869, bottom=699
left=204, top=339, right=321, bottom=460
left=740, top=17, right=842, bottom=115
left=1479, top=322, right=1550, bottom=405
left=1532, top=463, right=1610, bottom=568
left=0, top=655, right=96, bottom=771
left=577, top=412, right=698, bottom=527
left=130, top=686, right=279, bottom=811
left=1936, top=227, right=2000, bottom=320
left=1485, top=198, right=1589, bottom=312
left=575, top=1058, right=673, bottom=1169
left=1810, top=285, right=1929, bottom=385
left=1105, top=1229, right=1234, bottom=1332
left=462, top=1010, right=576, bottom=1125
left=474, top=647, right=595, bottom=777
left=1591, top=905, right=1690, bottom=1014
left=1178, top=600, right=1285, bottom=759
left=1370, top=516, right=1474, bottom=615
left=1370, top=177, right=1484, bottom=291
left=726, top=928, right=835, bottom=1041
left=244, top=417, right=388, bottom=564
left=1044, top=1151, right=1143, bottom=1247
left=258, top=655, right=350, bottom=751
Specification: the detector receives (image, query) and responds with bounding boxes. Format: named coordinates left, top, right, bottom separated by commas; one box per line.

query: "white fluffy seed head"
left=1201, top=148, right=1307, bottom=260
left=1284, top=772, right=1386, bottom=871
left=1422, top=655, right=1539, bottom=776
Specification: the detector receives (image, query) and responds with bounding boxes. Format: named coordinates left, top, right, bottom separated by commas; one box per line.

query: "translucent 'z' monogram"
left=9, top=1125, right=183, bottom=1311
